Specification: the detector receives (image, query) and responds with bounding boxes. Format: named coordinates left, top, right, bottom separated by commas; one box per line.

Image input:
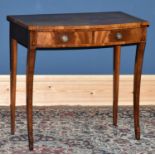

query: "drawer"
left=94, top=28, right=146, bottom=46
left=36, top=31, right=93, bottom=47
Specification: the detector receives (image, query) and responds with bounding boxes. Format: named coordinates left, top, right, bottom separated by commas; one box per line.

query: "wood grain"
left=133, top=42, right=146, bottom=140
left=113, top=46, right=121, bottom=126
left=94, top=28, right=146, bottom=46
left=37, top=31, right=93, bottom=47
left=26, top=48, right=36, bottom=151
left=0, top=75, right=154, bottom=106
left=7, top=12, right=149, bottom=31
left=10, top=35, right=17, bottom=135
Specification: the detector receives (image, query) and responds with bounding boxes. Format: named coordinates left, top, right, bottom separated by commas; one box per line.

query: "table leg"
left=133, top=42, right=146, bottom=140
left=113, top=46, right=121, bottom=126
left=10, top=37, right=17, bottom=135
left=26, top=48, right=36, bottom=150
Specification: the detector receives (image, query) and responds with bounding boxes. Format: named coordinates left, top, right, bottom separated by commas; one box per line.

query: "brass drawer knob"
left=116, top=32, right=123, bottom=40
left=61, top=35, right=69, bottom=43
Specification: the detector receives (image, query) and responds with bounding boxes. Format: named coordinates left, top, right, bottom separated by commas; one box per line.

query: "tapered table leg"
left=133, top=42, right=146, bottom=140
left=10, top=36, right=17, bottom=135
left=113, top=46, right=121, bottom=126
left=26, top=48, right=36, bottom=150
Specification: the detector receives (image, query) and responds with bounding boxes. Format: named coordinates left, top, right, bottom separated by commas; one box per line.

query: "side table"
left=7, top=12, right=149, bottom=150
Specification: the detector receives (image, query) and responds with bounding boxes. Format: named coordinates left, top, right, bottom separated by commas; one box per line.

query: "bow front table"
left=7, top=12, right=149, bottom=150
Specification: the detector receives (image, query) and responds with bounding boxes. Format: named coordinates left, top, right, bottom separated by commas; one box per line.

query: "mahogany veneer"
left=7, top=12, right=149, bottom=151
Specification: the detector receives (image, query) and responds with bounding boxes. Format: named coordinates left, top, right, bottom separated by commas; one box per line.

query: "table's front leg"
left=113, top=45, right=121, bottom=126
left=133, top=42, right=146, bottom=140
left=10, top=36, right=17, bottom=135
left=26, top=47, right=36, bottom=151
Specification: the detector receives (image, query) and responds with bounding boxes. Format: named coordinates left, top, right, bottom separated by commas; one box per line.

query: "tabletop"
left=7, top=12, right=149, bottom=31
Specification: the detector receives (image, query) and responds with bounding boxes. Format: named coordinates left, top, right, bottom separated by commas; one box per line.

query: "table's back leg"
left=26, top=48, right=36, bottom=151
left=133, top=42, right=146, bottom=140
left=113, top=45, right=121, bottom=126
left=10, top=36, right=17, bottom=135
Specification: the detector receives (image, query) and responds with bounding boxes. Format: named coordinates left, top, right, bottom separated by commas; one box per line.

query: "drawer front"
left=36, top=31, right=93, bottom=47
left=94, top=28, right=145, bottom=46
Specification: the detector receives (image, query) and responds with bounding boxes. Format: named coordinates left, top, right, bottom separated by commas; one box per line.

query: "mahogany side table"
left=7, top=12, right=149, bottom=150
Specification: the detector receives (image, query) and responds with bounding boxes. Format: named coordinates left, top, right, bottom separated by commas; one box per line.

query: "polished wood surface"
left=133, top=42, right=146, bottom=140
left=94, top=28, right=146, bottom=46
left=7, top=12, right=148, bottom=30
left=36, top=31, right=93, bottom=48
left=10, top=34, right=17, bottom=135
left=26, top=47, right=36, bottom=150
left=7, top=12, right=149, bottom=150
left=113, top=46, right=121, bottom=126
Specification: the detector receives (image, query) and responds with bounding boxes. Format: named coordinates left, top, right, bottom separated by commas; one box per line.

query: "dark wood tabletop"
left=7, top=12, right=149, bottom=30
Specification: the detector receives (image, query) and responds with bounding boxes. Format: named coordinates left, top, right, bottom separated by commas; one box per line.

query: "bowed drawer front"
left=36, top=31, right=93, bottom=47
left=36, top=28, right=145, bottom=48
left=94, top=28, right=146, bottom=46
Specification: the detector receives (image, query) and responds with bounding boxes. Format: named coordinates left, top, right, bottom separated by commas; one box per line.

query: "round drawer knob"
left=61, top=35, right=69, bottom=43
left=116, top=32, right=123, bottom=40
